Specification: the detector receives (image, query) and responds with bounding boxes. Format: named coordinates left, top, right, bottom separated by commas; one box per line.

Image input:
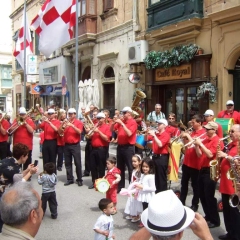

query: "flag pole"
left=75, top=0, right=79, bottom=115
left=23, top=0, right=27, bottom=108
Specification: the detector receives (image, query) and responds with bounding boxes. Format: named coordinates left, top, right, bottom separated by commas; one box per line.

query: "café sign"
left=155, top=64, right=191, bottom=81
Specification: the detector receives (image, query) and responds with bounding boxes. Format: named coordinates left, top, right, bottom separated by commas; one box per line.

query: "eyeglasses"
left=229, top=130, right=235, bottom=133
left=227, top=104, right=234, bottom=107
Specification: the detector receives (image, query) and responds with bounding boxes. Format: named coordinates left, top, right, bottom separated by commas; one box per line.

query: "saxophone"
left=228, top=136, right=240, bottom=209
left=209, top=140, right=221, bottom=181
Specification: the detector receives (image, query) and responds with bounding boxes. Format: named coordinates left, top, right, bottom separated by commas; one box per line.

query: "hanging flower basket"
left=196, top=82, right=217, bottom=103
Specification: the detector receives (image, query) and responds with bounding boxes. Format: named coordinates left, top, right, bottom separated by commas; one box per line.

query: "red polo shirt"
left=165, top=125, right=180, bottom=138
left=183, top=128, right=206, bottom=170
left=13, top=118, right=35, bottom=150
left=219, top=142, right=237, bottom=195
left=114, top=117, right=137, bottom=145
left=40, top=119, right=60, bottom=140
left=0, top=119, right=10, bottom=142
left=64, top=119, right=83, bottom=144
left=91, top=123, right=111, bottom=147
left=57, top=134, right=65, bottom=146
left=203, top=121, right=223, bottom=138
left=199, top=135, right=224, bottom=168
left=147, top=131, right=170, bottom=154
left=217, top=110, right=240, bottom=124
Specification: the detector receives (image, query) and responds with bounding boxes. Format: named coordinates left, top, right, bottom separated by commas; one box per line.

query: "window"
left=78, top=0, right=86, bottom=17
left=0, top=97, right=6, bottom=112
left=43, top=66, right=58, bottom=84
left=103, top=0, right=114, bottom=12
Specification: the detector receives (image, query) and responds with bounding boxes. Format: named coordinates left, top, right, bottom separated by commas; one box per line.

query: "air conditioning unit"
left=128, top=40, right=149, bottom=64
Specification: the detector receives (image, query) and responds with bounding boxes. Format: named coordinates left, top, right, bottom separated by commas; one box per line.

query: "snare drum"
left=135, top=135, right=147, bottom=149
left=94, top=178, right=110, bottom=193
left=214, top=118, right=234, bottom=136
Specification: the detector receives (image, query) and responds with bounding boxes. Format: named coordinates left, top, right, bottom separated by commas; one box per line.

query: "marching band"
left=1, top=96, right=240, bottom=239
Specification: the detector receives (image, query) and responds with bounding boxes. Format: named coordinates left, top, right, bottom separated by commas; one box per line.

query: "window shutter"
left=104, top=0, right=113, bottom=12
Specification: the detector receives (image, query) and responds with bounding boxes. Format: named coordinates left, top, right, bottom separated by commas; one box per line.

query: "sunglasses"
left=227, top=104, right=233, bottom=107
left=122, top=112, right=127, bottom=114
left=48, top=113, right=54, bottom=115
left=229, top=130, right=235, bottom=133
left=204, top=115, right=212, bottom=117
left=206, top=128, right=215, bottom=131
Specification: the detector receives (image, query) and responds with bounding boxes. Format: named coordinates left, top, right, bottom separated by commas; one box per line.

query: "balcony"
left=147, top=0, right=203, bottom=31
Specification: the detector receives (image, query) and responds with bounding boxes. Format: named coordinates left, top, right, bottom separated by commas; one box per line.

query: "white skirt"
left=124, top=195, right=143, bottom=216
left=137, top=192, right=155, bottom=203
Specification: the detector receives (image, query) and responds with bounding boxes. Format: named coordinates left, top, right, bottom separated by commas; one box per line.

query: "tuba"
left=131, top=90, right=146, bottom=111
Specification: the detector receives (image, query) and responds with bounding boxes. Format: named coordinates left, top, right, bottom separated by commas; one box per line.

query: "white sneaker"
left=125, top=216, right=132, bottom=220
left=131, top=217, right=140, bottom=223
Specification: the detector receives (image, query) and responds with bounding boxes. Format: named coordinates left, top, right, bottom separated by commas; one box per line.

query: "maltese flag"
left=30, top=0, right=76, bottom=57
left=13, top=10, right=33, bottom=69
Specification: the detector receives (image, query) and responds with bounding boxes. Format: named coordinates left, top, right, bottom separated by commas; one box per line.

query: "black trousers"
left=0, top=141, right=7, bottom=160
left=199, top=168, right=220, bottom=225
left=152, top=154, right=169, bottom=193
left=222, top=193, right=240, bottom=240
left=180, top=164, right=200, bottom=207
left=23, top=150, right=32, bottom=171
left=117, top=145, right=135, bottom=190
left=84, top=139, right=92, bottom=175
left=64, top=143, right=82, bottom=182
left=42, top=139, right=57, bottom=167
left=41, top=191, right=58, bottom=217
left=90, top=147, right=108, bottom=183
left=57, top=145, right=64, bottom=168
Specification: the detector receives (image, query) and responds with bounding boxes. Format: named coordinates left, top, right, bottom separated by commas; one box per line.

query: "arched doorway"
left=82, top=66, right=91, bottom=80
left=229, top=58, right=240, bottom=111
left=103, top=66, right=115, bottom=113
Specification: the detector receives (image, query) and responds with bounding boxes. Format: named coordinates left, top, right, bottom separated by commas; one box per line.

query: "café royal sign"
left=155, top=64, right=191, bottom=81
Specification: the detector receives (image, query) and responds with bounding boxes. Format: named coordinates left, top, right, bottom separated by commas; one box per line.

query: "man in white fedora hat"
left=130, top=190, right=213, bottom=240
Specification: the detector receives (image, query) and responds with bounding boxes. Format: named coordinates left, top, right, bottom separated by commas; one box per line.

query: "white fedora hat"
left=141, top=190, right=195, bottom=236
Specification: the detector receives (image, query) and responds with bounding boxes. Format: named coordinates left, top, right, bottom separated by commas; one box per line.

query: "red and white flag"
left=31, top=0, right=76, bottom=57
left=13, top=10, right=33, bottom=69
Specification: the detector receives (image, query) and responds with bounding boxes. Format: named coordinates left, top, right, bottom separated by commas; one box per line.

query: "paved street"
left=29, top=136, right=226, bottom=240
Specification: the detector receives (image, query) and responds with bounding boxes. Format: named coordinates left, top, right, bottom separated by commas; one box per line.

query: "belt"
left=92, top=146, right=108, bottom=150
left=118, top=144, right=134, bottom=147
left=65, top=142, right=79, bottom=145
left=152, top=154, right=169, bottom=158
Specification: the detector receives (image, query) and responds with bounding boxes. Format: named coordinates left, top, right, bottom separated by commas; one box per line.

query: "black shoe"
left=51, top=214, right=58, bottom=219
left=57, top=167, right=62, bottom=171
left=64, top=180, right=74, bottom=186
left=190, top=205, right=198, bottom=212
left=82, top=173, right=90, bottom=177
left=208, top=222, right=220, bottom=228
left=88, top=184, right=94, bottom=189
left=77, top=181, right=83, bottom=187
left=218, top=234, right=231, bottom=240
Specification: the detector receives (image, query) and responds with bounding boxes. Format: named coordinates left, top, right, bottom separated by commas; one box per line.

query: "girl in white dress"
left=124, top=154, right=143, bottom=222
left=136, top=157, right=156, bottom=227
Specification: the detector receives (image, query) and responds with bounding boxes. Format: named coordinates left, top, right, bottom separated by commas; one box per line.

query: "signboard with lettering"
left=27, top=55, right=38, bottom=75
left=155, top=64, right=191, bottom=81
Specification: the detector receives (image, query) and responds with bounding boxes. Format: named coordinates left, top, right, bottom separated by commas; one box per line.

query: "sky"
left=0, top=1, right=12, bottom=53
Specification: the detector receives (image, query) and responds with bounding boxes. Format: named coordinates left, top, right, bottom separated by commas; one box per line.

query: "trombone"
left=7, top=108, right=34, bottom=135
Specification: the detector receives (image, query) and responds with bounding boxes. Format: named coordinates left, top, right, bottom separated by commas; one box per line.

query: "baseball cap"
left=96, top=112, right=106, bottom=119
left=204, top=109, right=214, bottom=116
left=204, top=121, right=218, bottom=130
left=47, top=108, right=55, bottom=114
left=122, top=106, right=133, bottom=113
left=68, top=108, right=76, bottom=114
left=226, top=100, right=234, bottom=105
left=19, top=107, right=27, bottom=114
left=156, top=119, right=168, bottom=126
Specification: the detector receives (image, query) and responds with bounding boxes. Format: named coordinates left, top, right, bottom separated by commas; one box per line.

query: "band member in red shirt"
left=180, top=114, right=206, bottom=212
left=59, top=108, right=83, bottom=187
left=0, top=110, right=10, bottom=160
left=145, top=119, right=170, bottom=193
left=165, top=113, right=180, bottom=138
left=194, top=121, right=222, bottom=228
left=56, top=109, right=66, bottom=171
left=103, top=109, right=112, bottom=125
left=39, top=108, right=60, bottom=166
left=111, top=106, right=137, bottom=191
left=12, top=107, right=35, bottom=170
left=87, top=112, right=111, bottom=189
left=203, top=109, right=223, bottom=138
left=217, top=100, right=240, bottom=124
left=217, top=124, right=240, bottom=239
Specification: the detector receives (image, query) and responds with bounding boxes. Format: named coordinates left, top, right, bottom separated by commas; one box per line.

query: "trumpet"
left=59, top=118, right=70, bottom=137
left=85, top=122, right=100, bottom=138
left=184, top=132, right=207, bottom=147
